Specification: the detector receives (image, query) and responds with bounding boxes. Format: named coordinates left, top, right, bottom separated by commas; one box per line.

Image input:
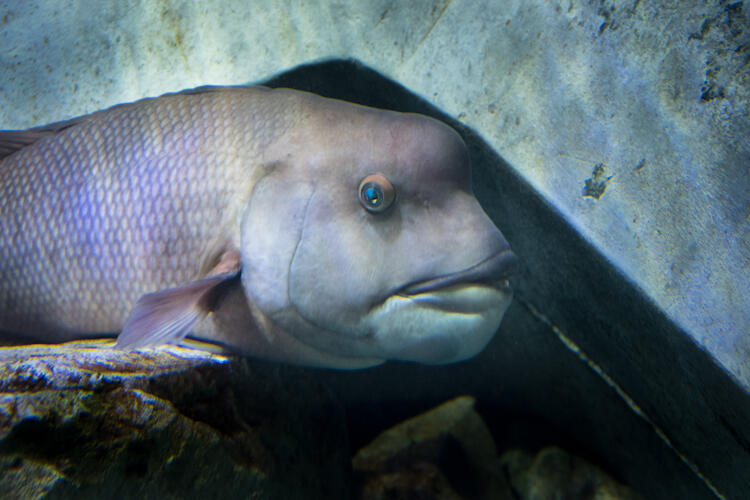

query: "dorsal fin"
left=0, top=115, right=89, bottom=160
left=0, top=130, right=53, bottom=160
left=0, top=85, right=268, bottom=161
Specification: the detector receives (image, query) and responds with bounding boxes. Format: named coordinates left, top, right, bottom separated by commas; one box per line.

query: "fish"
left=0, top=86, right=516, bottom=369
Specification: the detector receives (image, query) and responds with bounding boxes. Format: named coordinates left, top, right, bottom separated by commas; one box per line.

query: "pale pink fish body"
left=1, top=87, right=284, bottom=337
left=0, top=86, right=516, bottom=368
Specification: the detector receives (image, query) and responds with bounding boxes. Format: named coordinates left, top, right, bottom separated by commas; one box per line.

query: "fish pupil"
left=363, top=184, right=382, bottom=206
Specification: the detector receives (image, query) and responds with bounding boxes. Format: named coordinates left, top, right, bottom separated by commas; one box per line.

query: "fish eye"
left=358, top=173, right=395, bottom=213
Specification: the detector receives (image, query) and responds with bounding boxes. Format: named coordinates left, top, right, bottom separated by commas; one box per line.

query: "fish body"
left=0, top=86, right=516, bottom=368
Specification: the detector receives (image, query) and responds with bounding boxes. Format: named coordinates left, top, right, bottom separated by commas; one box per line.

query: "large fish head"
left=241, top=90, right=516, bottom=365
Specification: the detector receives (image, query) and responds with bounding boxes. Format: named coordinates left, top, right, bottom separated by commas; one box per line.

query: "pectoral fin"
left=115, top=250, right=241, bottom=350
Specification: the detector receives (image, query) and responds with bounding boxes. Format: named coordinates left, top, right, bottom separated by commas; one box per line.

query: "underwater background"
left=0, top=1, right=748, bottom=499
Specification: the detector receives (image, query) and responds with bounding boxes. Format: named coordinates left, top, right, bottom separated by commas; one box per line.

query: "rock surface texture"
left=353, top=396, right=514, bottom=500
left=0, top=342, right=350, bottom=499
left=501, top=447, right=644, bottom=500
left=353, top=396, right=643, bottom=500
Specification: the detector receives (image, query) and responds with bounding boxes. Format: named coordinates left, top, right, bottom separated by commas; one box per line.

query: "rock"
left=500, top=446, right=643, bottom=500
left=0, top=341, right=350, bottom=499
left=356, top=461, right=465, bottom=500
left=352, top=396, right=645, bottom=500
left=353, top=396, right=513, bottom=500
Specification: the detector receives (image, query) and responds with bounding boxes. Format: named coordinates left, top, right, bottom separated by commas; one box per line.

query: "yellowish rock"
left=501, top=446, right=644, bottom=500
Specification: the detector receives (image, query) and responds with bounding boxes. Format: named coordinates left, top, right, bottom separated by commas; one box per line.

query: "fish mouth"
left=361, top=248, right=517, bottom=363
left=398, top=249, right=517, bottom=297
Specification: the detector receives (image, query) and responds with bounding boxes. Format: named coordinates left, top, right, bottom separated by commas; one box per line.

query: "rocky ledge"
left=0, top=341, right=349, bottom=499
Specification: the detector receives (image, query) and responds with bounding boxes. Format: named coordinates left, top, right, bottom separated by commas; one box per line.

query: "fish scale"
left=0, top=87, right=289, bottom=340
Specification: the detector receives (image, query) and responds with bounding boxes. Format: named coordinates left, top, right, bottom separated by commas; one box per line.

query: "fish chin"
left=360, top=283, right=512, bottom=364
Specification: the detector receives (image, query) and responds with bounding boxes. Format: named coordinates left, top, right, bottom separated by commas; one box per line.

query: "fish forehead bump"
left=386, top=113, right=471, bottom=187
left=268, top=89, right=471, bottom=187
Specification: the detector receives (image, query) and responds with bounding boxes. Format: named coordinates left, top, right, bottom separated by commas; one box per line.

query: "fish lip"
left=398, top=249, right=517, bottom=296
